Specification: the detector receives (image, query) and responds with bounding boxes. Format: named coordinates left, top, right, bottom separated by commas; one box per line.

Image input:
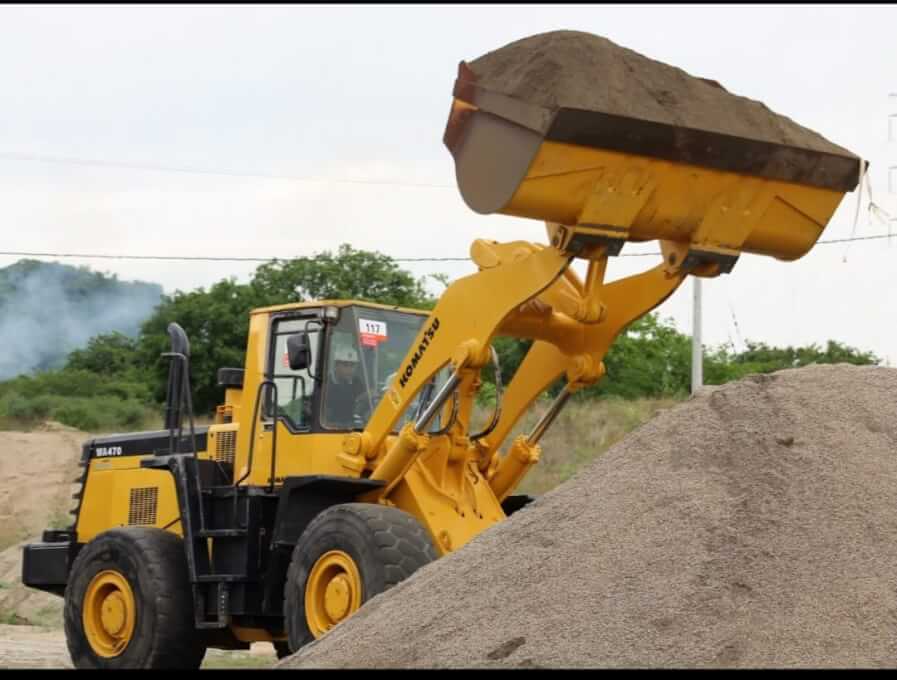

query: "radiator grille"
left=128, top=487, right=158, bottom=526
left=214, top=430, right=237, bottom=465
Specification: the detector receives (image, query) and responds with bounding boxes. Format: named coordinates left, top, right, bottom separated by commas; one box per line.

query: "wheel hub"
left=305, top=550, right=362, bottom=638
left=83, top=570, right=136, bottom=657
left=100, top=592, right=127, bottom=635
left=324, top=574, right=352, bottom=621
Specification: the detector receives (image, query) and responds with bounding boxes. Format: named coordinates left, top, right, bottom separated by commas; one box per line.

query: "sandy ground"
left=0, top=623, right=275, bottom=669
left=0, top=623, right=71, bottom=668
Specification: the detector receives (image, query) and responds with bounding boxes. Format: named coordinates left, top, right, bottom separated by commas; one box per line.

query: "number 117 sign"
left=359, top=319, right=388, bottom=347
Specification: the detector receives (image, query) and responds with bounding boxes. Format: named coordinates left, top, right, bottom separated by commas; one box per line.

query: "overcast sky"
left=1, top=4, right=895, bottom=365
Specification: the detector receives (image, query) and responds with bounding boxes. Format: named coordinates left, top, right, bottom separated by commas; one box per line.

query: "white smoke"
left=0, top=260, right=163, bottom=379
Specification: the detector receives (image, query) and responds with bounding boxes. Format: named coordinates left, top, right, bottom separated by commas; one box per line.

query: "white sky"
left=1, top=4, right=895, bottom=364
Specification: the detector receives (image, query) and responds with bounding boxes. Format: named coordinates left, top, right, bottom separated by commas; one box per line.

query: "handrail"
left=471, top=346, right=502, bottom=442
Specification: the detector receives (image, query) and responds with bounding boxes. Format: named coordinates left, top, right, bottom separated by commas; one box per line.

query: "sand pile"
left=282, top=364, right=897, bottom=668
left=466, top=30, right=855, bottom=158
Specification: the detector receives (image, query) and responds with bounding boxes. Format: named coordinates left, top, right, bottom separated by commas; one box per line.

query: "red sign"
left=359, top=319, right=388, bottom=348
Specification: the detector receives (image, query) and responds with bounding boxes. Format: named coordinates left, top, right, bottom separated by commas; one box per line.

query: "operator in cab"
left=323, top=340, right=367, bottom=428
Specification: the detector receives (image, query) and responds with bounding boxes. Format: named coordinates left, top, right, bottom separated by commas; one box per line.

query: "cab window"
left=269, top=318, right=320, bottom=430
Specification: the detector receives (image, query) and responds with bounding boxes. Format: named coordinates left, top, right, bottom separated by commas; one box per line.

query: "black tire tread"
left=344, top=502, right=438, bottom=585
left=64, top=527, right=206, bottom=669
left=284, top=502, right=436, bottom=653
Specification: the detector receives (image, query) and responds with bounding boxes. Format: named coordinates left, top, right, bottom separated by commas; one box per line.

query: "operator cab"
left=267, top=303, right=437, bottom=433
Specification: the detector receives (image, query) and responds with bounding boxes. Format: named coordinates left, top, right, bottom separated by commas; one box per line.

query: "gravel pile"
left=281, top=364, right=897, bottom=668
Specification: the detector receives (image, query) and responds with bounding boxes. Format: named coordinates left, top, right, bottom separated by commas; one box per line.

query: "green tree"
left=250, top=244, right=431, bottom=308
left=66, top=332, right=142, bottom=377
left=137, top=278, right=265, bottom=414
left=704, top=338, right=880, bottom=385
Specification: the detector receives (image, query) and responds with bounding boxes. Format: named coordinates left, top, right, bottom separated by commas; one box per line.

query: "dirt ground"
left=0, top=422, right=84, bottom=549
left=0, top=623, right=276, bottom=669
left=0, top=424, right=275, bottom=669
left=0, top=422, right=85, bottom=632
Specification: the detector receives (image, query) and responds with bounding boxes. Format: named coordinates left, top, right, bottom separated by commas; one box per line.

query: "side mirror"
left=286, top=333, right=312, bottom=371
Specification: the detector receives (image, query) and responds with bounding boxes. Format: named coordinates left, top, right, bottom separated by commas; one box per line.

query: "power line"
left=818, top=232, right=894, bottom=245
left=0, top=232, right=892, bottom=265
left=0, top=151, right=454, bottom=189
left=0, top=250, right=470, bottom=263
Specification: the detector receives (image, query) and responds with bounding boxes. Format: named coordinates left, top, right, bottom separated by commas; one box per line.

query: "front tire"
left=64, top=528, right=207, bottom=669
left=283, top=503, right=437, bottom=653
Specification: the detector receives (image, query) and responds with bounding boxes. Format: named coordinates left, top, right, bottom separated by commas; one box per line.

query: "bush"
left=28, top=394, right=56, bottom=419
left=108, top=400, right=149, bottom=429
left=0, top=392, right=35, bottom=421
left=54, top=402, right=102, bottom=432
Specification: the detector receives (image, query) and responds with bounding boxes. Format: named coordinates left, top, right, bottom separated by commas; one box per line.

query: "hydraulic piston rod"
left=415, top=372, right=462, bottom=433
left=527, top=387, right=573, bottom=445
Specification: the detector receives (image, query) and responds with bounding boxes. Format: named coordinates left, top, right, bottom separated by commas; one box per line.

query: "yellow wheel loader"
left=22, top=31, right=862, bottom=668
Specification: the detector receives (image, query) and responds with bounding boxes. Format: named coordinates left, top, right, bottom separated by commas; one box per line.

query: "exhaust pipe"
left=163, top=323, right=191, bottom=432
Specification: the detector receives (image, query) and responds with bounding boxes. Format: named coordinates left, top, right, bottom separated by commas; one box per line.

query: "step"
left=198, top=529, right=248, bottom=538
left=196, top=574, right=249, bottom=583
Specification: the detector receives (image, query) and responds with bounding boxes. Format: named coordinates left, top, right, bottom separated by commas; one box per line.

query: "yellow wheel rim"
left=82, top=570, right=136, bottom=658
left=305, top=550, right=362, bottom=638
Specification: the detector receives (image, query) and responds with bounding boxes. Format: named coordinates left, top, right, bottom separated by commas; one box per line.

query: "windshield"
left=321, top=306, right=432, bottom=430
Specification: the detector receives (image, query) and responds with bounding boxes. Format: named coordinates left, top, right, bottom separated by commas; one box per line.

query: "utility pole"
left=890, top=94, right=896, bottom=231
left=691, top=276, right=703, bottom=394
left=889, top=93, right=896, bottom=145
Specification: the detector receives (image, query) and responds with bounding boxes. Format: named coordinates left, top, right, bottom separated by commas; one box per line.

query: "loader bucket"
left=444, top=31, right=864, bottom=266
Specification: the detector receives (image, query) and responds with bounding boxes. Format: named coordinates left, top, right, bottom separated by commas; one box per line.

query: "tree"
left=66, top=332, right=142, bottom=377
left=137, top=279, right=265, bottom=414
left=250, top=244, right=431, bottom=309
left=500, top=312, right=883, bottom=400
left=704, top=339, right=880, bottom=385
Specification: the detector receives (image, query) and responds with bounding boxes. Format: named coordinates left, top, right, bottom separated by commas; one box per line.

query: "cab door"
left=256, top=311, right=363, bottom=483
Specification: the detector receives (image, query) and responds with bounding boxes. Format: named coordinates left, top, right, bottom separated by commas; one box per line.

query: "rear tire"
left=283, top=503, right=437, bottom=653
left=64, top=527, right=207, bottom=669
